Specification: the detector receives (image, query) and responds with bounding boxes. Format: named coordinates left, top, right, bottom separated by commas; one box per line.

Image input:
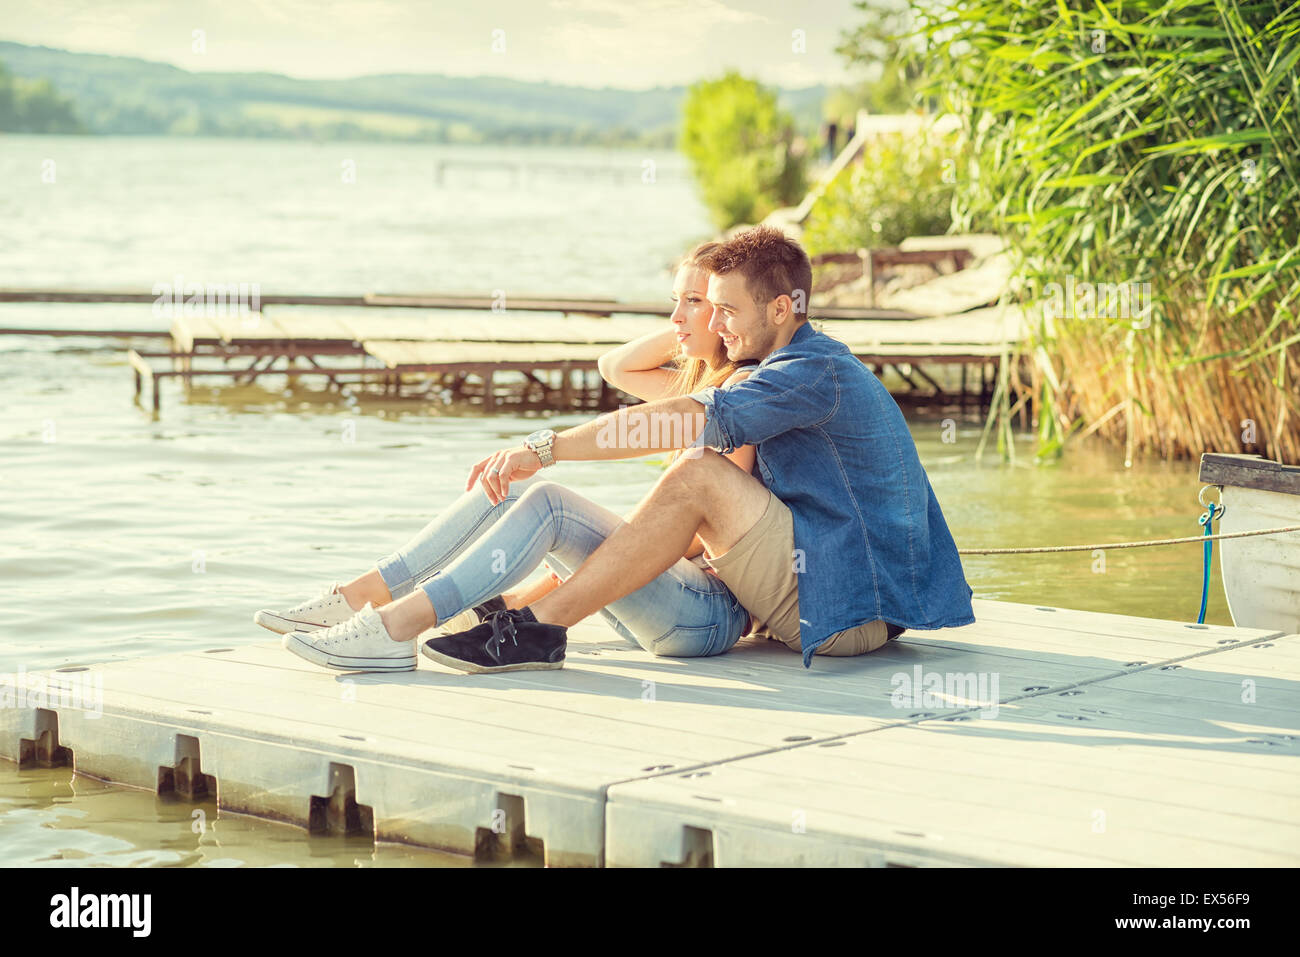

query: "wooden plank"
left=126, top=349, right=155, bottom=411
left=344, top=315, right=501, bottom=342
left=0, top=289, right=372, bottom=307
left=362, top=340, right=612, bottom=368
left=0, top=327, right=170, bottom=339
left=364, top=293, right=673, bottom=317
left=169, top=314, right=224, bottom=352
left=813, top=248, right=973, bottom=270
left=812, top=305, right=1026, bottom=350
left=343, top=314, right=661, bottom=345
left=605, top=631, right=1300, bottom=867
left=852, top=347, right=1005, bottom=361
left=266, top=312, right=362, bottom=343
left=0, top=288, right=923, bottom=320
left=813, top=306, right=921, bottom=320
left=0, top=289, right=161, bottom=304
left=875, top=253, right=1014, bottom=315
left=1200, top=453, right=1300, bottom=496
left=208, top=313, right=293, bottom=343
left=873, top=248, right=974, bottom=270
left=899, top=233, right=1007, bottom=260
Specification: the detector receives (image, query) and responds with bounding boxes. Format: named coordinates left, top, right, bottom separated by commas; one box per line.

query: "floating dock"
left=0, top=286, right=1022, bottom=413
left=2, top=599, right=1296, bottom=866
left=138, top=306, right=1021, bottom=412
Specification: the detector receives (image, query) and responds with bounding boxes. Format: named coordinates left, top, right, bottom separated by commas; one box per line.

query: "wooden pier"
left=0, top=286, right=1023, bottom=413
left=3, top=599, right=1295, bottom=867
left=121, top=305, right=1022, bottom=412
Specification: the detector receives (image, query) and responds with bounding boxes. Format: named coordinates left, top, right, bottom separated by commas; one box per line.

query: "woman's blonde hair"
left=663, top=242, right=755, bottom=466
left=664, top=241, right=752, bottom=398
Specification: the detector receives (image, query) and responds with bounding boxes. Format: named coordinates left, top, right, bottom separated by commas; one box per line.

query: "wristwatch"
left=524, top=428, right=557, bottom=467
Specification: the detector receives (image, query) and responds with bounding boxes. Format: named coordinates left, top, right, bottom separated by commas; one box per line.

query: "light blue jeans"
left=374, top=476, right=749, bottom=657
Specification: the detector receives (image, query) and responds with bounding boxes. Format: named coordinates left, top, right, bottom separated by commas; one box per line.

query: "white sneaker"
left=282, top=602, right=417, bottom=672
left=254, top=582, right=356, bottom=634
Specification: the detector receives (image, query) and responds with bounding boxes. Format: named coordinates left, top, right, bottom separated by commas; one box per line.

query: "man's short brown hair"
left=697, top=226, right=812, bottom=321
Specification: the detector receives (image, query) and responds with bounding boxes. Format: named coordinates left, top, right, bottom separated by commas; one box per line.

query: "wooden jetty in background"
left=3, top=599, right=1296, bottom=867
left=139, top=304, right=1021, bottom=413
left=0, top=276, right=1024, bottom=413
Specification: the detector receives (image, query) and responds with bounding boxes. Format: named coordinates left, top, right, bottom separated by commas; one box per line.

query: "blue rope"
left=1197, top=502, right=1220, bottom=624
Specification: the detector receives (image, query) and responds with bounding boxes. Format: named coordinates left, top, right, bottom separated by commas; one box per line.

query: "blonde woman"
left=259, top=244, right=759, bottom=672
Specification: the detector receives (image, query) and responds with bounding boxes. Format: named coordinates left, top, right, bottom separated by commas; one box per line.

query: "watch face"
left=527, top=428, right=556, bottom=444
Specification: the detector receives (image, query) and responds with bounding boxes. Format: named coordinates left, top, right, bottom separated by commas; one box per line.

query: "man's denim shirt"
left=690, top=321, right=975, bottom=667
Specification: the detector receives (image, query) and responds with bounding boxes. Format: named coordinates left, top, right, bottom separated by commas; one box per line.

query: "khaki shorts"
left=702, top=490, right=894, bottom=657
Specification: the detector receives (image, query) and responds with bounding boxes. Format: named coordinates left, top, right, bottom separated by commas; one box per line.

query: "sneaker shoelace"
left=484, top=610, right=520, bottom=664
left=317, top=607, right=378, bottom=648
left=289, top=582, right=341, bottom=615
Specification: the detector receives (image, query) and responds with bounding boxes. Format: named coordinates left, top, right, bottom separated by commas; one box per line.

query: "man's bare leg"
left=530, top=450, right=771, bottom=628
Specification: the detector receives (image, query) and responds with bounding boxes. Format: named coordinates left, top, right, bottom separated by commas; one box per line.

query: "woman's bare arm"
left=596, top=327, right=679, bottom=402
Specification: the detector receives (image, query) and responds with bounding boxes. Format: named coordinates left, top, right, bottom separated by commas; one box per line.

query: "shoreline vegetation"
left=914, top=0, right=1299, bottom=466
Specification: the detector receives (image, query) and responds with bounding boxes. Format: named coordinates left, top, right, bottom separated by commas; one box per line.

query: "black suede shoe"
left=421, top=607, right=567, bottom=674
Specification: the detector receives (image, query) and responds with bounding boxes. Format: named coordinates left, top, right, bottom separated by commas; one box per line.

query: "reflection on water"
left=0, top=762, right=537, bottom=868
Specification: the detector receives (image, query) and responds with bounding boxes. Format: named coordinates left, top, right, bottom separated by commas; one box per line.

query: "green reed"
left=914, top=0, right=1300, bottom=464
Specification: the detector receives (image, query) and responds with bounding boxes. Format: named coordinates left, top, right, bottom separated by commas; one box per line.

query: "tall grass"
left=914, top=0, right=1300, bottom=464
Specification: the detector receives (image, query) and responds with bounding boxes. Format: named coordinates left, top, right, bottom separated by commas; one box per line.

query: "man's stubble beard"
left=740, top=317, right=782, bottom=362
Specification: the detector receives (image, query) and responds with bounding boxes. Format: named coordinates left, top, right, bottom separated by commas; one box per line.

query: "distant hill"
left=0, top=41, right=828, bottom=145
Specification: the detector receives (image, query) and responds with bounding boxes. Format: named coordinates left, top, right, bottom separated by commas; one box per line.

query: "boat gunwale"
left=1198, top=453, right=1300, bottom=496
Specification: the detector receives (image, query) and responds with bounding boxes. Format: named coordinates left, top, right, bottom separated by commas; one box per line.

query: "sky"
left=0, top=0, right=869, bottom=90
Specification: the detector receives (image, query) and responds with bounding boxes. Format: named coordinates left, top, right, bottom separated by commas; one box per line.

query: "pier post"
left=560, top=364, right=575, bottom=408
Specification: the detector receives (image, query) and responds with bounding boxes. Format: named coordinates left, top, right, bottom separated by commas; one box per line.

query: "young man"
left=418, top=225, right=974, bottom=671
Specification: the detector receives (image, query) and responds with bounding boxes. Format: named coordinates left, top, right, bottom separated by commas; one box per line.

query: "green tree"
left=13, top=77, right=83, bottom=132
left=0, top=59, right=84, bottom=132
left=833, top=0, right=928, bottom=116
left=0, top=63, right=16, bottom=128
left=680, top=71, right=807, bottom=229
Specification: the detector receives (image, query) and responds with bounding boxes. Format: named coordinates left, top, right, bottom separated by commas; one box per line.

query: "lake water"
left=0, top=136, right=1228, bottom=866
